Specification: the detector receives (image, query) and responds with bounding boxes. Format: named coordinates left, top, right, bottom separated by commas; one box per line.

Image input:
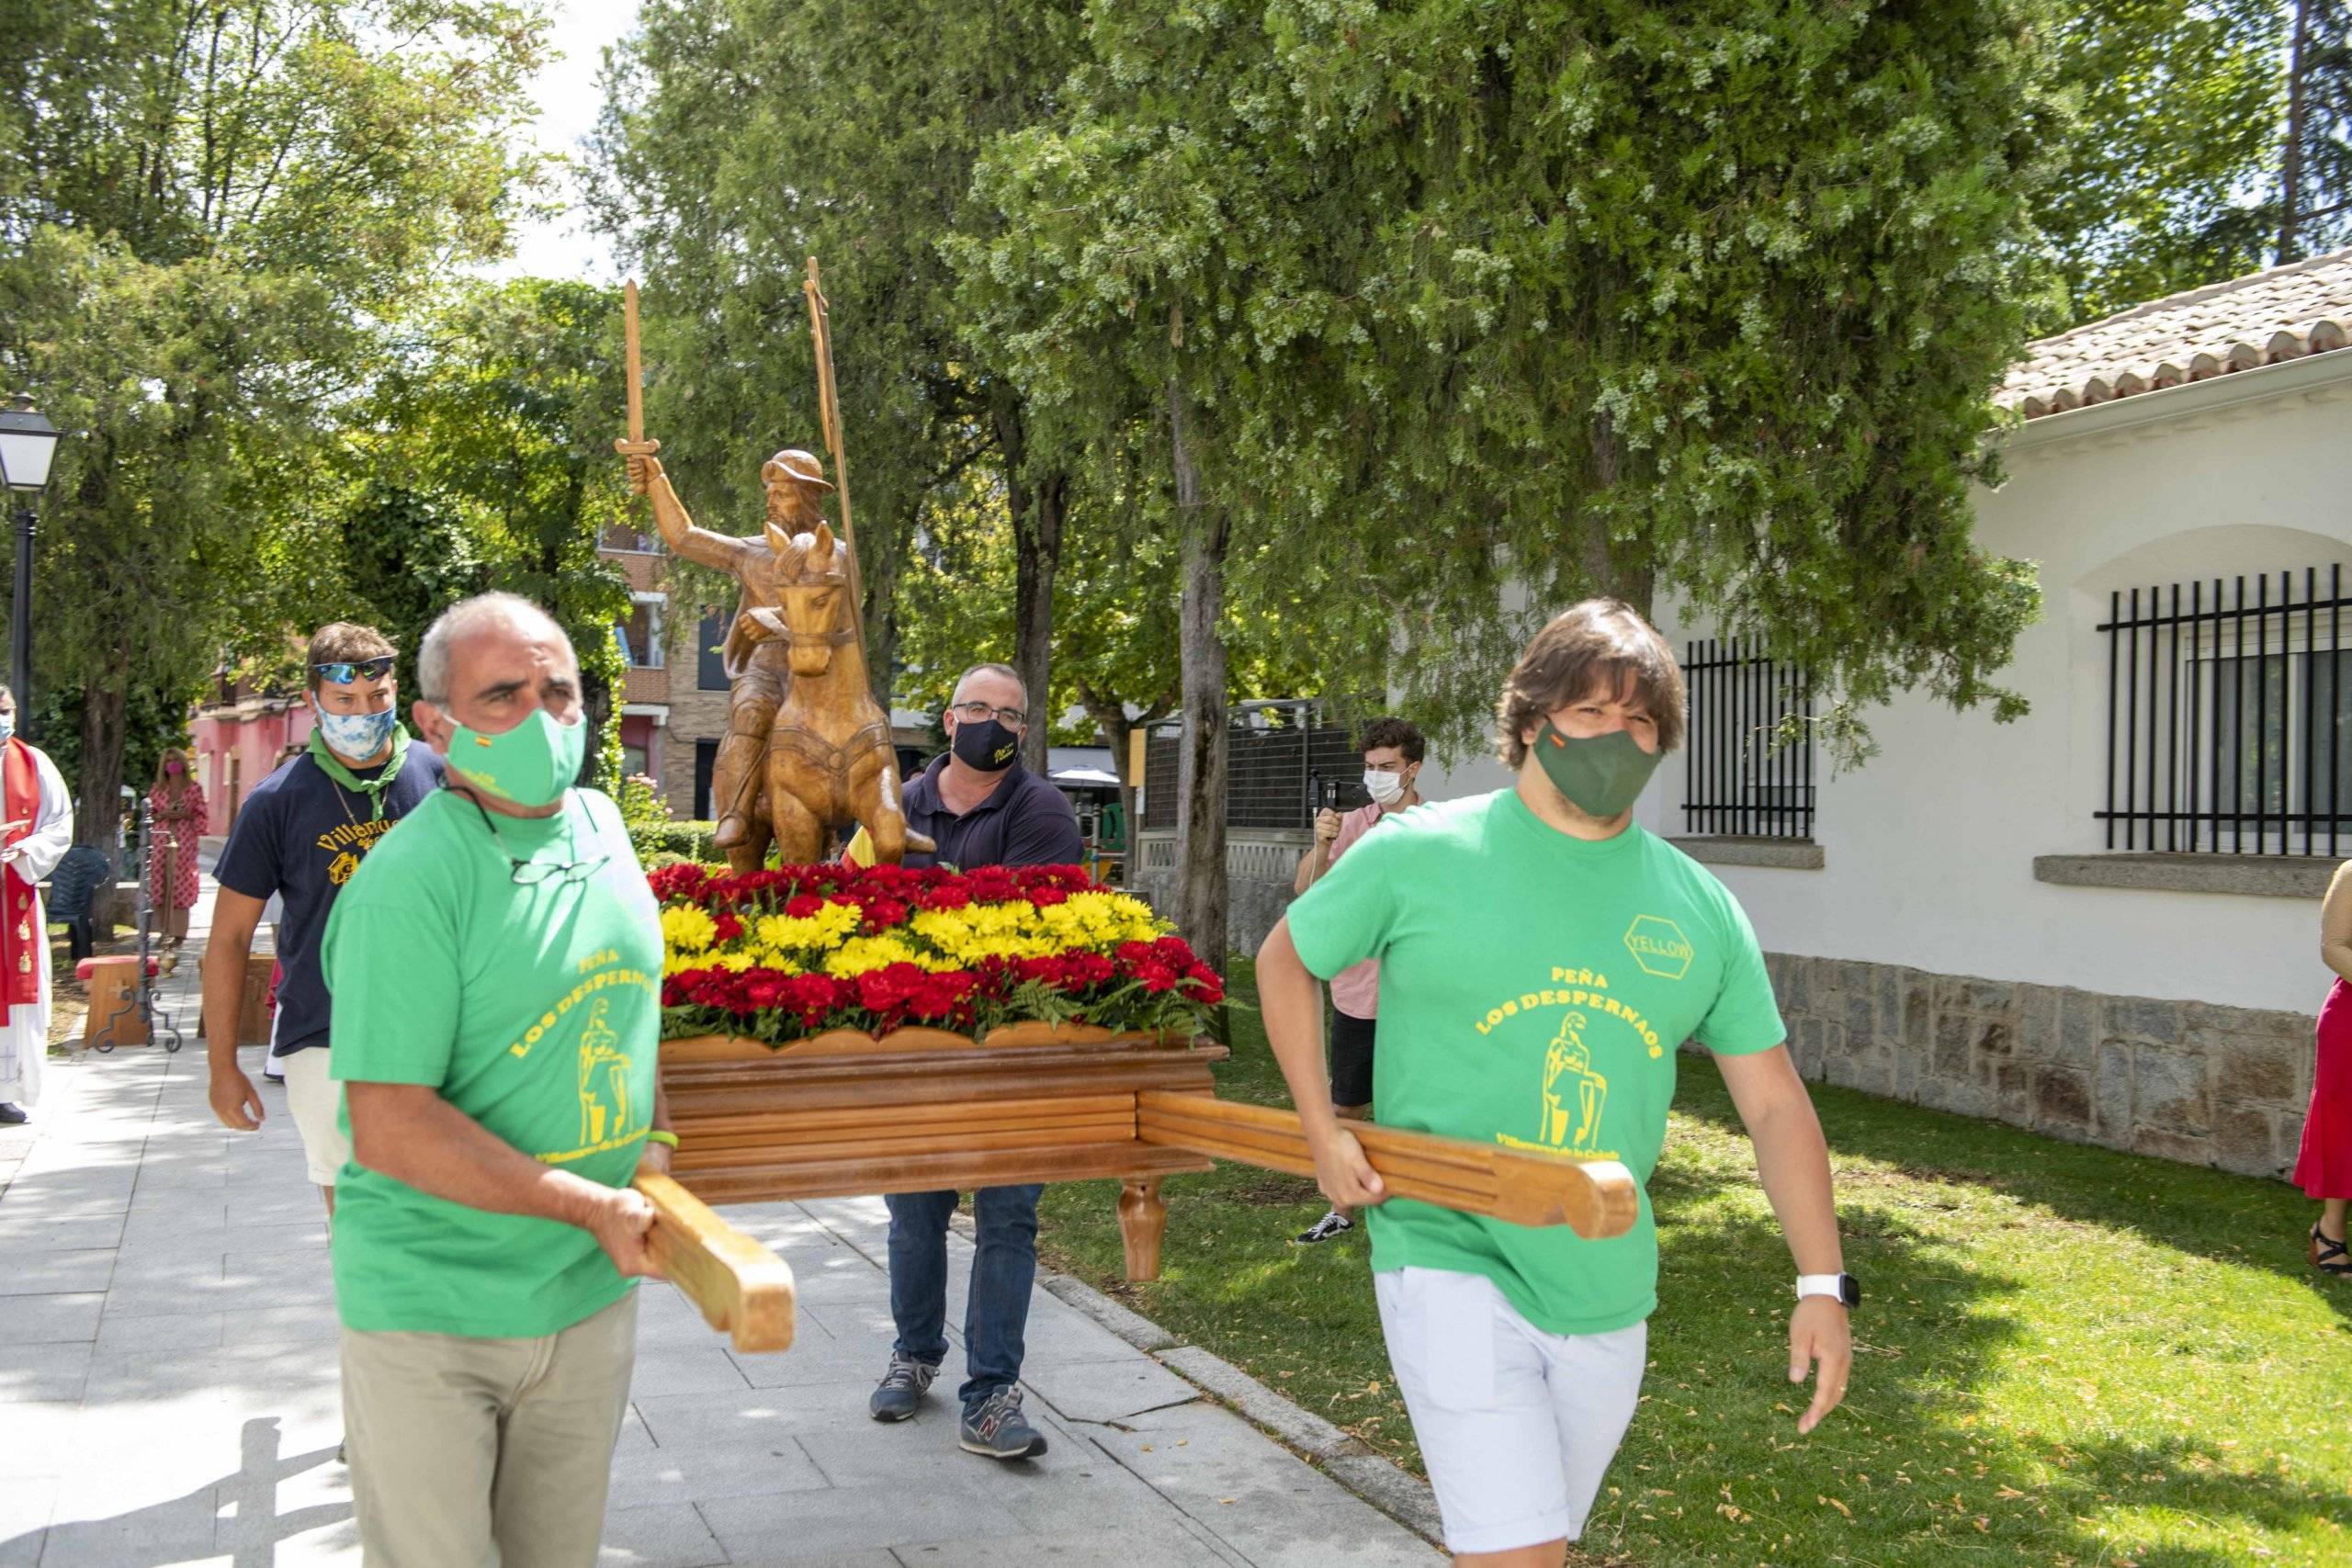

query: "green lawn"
left=1036, top=960, right=2352, bottom=1567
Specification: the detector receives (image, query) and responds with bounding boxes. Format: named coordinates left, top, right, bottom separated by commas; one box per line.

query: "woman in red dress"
left=146, top=748, right=207, bottom=948
left=2296, top=862, right=2352, bottom=1276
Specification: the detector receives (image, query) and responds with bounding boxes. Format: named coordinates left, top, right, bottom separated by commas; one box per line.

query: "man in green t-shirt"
left=1259, top=600, right=1855, bottom=1568
left=324, top=592, right=675, bottom=1568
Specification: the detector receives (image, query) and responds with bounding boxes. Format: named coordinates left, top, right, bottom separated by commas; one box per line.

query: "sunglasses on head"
left=313, top=657, right=396, bottom=683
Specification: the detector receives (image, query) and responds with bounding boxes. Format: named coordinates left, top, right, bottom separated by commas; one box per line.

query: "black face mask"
left=952, top=716, right=1020, bottom=773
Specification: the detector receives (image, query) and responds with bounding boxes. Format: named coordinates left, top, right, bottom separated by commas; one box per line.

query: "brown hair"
left=305, top=622, right=396, bottom=694
left=1359, top=716, right=1426, bottom=764
left=1496, top=600, right=1686, bottom=767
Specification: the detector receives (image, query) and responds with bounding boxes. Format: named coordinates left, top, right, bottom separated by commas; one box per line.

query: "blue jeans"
left=885, top=1184, right=1043, bottom=1410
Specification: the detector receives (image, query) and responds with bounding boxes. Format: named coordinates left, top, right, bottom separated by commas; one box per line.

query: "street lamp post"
left=0, top=393, right=63, bottom=720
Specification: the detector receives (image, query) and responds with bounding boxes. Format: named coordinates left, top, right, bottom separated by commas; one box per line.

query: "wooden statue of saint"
left=618, top=446, right=930, bottom=872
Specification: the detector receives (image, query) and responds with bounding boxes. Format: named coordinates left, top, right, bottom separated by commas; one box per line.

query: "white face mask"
left=1363, top=768, right=1407, bottom=807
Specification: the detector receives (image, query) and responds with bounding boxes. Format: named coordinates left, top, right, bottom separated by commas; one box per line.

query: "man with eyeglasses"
left=320, top=592, right=673, bottom=1567
left=872, top=660, right=1082, bottom=1460
left=206, top=623, right=445, bottom=1216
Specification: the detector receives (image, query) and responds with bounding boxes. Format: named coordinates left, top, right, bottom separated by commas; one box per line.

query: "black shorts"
left=1329, top=1009, right=1376, bottom=1111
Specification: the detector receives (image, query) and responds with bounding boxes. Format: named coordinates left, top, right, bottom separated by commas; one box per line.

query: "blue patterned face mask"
left=312, top=701, right=397, bottom=762
left=0, top=716, right=15, bottom=744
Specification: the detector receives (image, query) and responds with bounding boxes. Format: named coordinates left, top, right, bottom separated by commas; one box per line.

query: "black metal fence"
left=1140, top=720, right=1369, bottom=831
left=2098, top=565, right=2352, bottom=854
left=1681, top=639, right=1815, bottom=840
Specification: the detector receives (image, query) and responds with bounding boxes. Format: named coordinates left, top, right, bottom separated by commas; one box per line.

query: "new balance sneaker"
left=869, top=1351, right=938, bottom=1422
left=1293, top=1209, right=1353, bottom=1245
left=958, top=1387, right=1046, bottom=1460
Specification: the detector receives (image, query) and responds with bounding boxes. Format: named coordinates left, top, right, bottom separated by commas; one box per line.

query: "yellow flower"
left=662, top=905, right=718, bottom=953
left=754, top=904, right=863, bottom=953
left=822, top=933, right=923, bottom=977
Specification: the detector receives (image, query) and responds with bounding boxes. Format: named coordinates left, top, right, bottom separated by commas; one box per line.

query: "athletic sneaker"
left=868, top=1350, right=937, bottom=1422
left=1294, top=1210, right=1354, bottom=1245
left=958, top=1387, right=1046, bottom=1460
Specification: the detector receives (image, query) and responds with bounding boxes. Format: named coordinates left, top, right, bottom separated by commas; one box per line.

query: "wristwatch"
left=1796, top=1272, right=1860, bottom=1308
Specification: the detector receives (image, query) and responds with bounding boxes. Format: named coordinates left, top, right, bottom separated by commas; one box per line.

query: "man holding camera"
left=1290, top=716, right=1427, bottom=1244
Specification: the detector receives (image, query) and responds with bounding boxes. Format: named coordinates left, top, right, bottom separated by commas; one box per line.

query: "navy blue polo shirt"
left=900, top=756, right=1083, bottom=871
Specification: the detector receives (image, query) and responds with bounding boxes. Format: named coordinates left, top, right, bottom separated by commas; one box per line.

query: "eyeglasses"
left=950, top=700, right=1026, bottom=728
left=508, top=855, right=612, bottom=886
left=313, top=657, right=396, bottom=683
left=458, top=788, right=610, bottom=886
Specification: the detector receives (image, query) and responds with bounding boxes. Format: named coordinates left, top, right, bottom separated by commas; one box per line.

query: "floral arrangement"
left=651, top=861, right=1226, bottom=1046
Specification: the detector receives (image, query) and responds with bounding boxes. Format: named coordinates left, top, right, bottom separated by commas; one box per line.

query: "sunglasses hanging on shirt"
left=455, top=786, right=610, bottom=886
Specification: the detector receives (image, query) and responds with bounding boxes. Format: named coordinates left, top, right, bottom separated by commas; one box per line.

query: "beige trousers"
left=340, top=1290, right=639, bottom=1568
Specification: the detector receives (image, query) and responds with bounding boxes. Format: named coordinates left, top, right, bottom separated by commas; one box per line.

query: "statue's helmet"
left=761, top=448, right=835, bottom=493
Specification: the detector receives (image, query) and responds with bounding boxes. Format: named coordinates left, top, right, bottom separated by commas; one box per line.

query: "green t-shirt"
left=323, top=786, right=664, bottom=1337
left=1287, top=788, right=1784, bottom=1335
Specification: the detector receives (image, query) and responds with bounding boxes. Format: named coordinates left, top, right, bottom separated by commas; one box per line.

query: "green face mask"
left=1532, top=720, right=1661, bottom=819
left=447, top=707, right=584, bottom=808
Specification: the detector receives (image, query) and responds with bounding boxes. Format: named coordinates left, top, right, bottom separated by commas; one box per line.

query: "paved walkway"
left=0, top=884, right=1442, bottom=1566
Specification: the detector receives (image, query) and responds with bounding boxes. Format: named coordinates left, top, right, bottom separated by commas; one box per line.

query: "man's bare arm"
left=1716, top=1045, right=1850, bottom=1434
left=202, top=889, right=270, bottom=1130
left=1256, top=919, right=1384, bottom=1207
left=345, top=1080, right=662, bottom=1279
left=620, top=449, right=748, bottom=573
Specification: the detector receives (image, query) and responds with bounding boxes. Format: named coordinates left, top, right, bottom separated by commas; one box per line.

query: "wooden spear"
left=802, top=258, right=867, bottom=648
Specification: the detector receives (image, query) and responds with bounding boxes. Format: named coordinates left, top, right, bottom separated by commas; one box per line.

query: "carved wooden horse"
left=730, top=523, right=930, bottom=873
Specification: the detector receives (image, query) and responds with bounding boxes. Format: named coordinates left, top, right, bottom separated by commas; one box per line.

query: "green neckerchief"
left=306, top=725, right=411, bottom=821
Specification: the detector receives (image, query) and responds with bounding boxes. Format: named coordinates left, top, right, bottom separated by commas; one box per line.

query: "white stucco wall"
left=1427, top=352, right=2352, bottom=1015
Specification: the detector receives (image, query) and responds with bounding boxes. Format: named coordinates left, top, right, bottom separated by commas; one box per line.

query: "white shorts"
left=281, top=1048, right=350, bottom=1187
left=1375, top=1267, right=1647, bottom=1555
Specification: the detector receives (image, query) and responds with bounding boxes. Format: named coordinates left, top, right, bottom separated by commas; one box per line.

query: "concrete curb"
left=1031, top=1249, right=1443, bottom=1550
left=1156, top=1345, right=1360, bottom=1461
left=1038, top=1270, right=1177, bottom=1352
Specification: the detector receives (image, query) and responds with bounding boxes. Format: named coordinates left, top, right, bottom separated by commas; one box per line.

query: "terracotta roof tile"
left=1999, top=248, right=2352, bottom=419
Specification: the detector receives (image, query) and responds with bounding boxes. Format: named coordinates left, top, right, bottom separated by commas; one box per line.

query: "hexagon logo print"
left=1623, top=915, right=1694, bottom=981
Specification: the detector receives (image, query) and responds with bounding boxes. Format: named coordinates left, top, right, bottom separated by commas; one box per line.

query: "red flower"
left=712, top=912, right=744, bottom=943
left=647, top=863, right=711, bottom=902
left=785, top=894, right=825, bottom=919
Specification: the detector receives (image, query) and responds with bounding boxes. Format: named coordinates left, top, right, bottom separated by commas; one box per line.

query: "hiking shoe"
left=959, top=1387, right=1046, bottom=1460
left=1294, top=1209, right=1353, bottom=1245
left=869, top=1351, right=937, bottom=1422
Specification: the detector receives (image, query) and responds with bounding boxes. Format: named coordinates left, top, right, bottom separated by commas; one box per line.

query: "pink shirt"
left=1323, top=801, right=1406, bottom=1019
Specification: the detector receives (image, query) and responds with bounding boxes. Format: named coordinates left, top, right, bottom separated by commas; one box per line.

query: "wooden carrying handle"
left=634, top=1170, right=797, bottom=1353
left=1136, top=1090, right=1640, bottom=1239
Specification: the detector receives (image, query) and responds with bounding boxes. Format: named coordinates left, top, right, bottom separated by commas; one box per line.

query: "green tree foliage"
left=589, top=0, right=1078, bottom=746
left=2278, top=0, right=2352, bottom=261
left=2033, top=1, right=2290, bottom=323
left=0, top=0, right=544, bottom=854
left=354, top=278, right=637, bottom=785
left=2033, top=0, right=2352, bottom=325
left=953, top=1, right=2060, bottom=952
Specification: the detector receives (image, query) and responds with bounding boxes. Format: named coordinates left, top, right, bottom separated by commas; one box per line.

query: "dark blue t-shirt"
left=215, top=745, right=445, bottom=1055
left=900, top=757, right=1083, bottom=871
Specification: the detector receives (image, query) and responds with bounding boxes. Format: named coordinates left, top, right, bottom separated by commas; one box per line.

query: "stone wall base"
left=1764, top=953, right=2315, bottom=1179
